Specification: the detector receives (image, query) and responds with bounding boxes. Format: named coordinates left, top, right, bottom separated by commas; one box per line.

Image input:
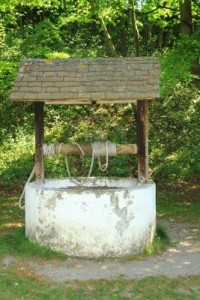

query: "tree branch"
left=142, top=5, right=177, bottom=15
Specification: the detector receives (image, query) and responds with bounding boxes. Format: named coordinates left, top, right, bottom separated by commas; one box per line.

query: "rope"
left=19, top=141, right=116, bottom=209
left=18, top=164, right=36, bottom=210
left=57, top=142, right=86, bottom=185
left=44, top=141, right=116, bottom=184
left=43, top=143, right=55, bottom=156
left=92, top=141, right=116, bottom=171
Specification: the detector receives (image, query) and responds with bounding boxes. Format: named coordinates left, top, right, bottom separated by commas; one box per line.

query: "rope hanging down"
left=53, top=141, right=117, bottom=185
left=19, top=141, right=117, bottom=209
left=18, top=164, right=36, bottom=210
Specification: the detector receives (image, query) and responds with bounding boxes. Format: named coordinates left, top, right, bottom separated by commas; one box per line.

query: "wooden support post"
left=137, top=100, right=148, bottom=183
left=34, top=102, right=45, bottom=183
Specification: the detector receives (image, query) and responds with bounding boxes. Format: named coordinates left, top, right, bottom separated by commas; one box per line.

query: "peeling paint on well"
left=25, top=177, right=156, bottom=258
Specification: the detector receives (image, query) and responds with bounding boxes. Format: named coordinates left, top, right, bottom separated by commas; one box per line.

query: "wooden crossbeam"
left=51, top=144, right=137, bottom=156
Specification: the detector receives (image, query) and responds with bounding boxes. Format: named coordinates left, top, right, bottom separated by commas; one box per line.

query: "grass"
left=0, top=227, right=67, bottom=261
left=0, top=192, right=66, bottom=261
left=0, top=264, right=199, bottom=300
left=0, top=182, right=199, bottom=299
left=156, top=182, right=200, bottom=223
left=144, top=223, right=170, bottom=255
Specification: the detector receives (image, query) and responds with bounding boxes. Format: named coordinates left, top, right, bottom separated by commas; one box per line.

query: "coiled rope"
left=92, top=141, right=116, bottom=171
left=19, top=141, right=116, bottom=208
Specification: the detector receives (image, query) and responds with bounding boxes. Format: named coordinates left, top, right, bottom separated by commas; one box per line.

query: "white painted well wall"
left=25, top=178, right=156, bottom=258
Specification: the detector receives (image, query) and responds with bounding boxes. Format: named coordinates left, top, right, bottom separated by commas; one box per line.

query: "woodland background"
left=0, top=0, right=200, bottom=187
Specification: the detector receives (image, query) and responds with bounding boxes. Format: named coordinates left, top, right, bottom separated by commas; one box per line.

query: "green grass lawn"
left=0, top=182, right=199, bottom=299
left=0, top=264, right=200, bottom=300
left=156, top=182, right=200, bottom=223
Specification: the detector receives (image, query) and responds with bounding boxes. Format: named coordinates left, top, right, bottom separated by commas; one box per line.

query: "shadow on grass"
left=0, top=226, right=67, bottom=261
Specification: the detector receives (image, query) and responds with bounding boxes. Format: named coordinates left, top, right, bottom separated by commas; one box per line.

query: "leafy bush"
left=160, top=29, right=200, bottom=97
left=0, top=61, right=33, bottom=142
left=21, top=19, right=64, bottom=58
left=0, top=134, right=34, bottom=187
left=147, top=30, right=200, bottom=182
left=150, top=82, right=200, bottom=182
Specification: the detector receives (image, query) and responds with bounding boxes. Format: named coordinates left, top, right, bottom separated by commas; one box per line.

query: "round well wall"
left=25, top=178, right=156, bottom=258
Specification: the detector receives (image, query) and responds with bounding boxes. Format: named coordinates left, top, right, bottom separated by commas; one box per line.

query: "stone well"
left=25, top=177, right=156, bottom=258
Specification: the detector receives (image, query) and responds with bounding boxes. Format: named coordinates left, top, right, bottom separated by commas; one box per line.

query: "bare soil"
left=2, top=220, right=200, bottom=282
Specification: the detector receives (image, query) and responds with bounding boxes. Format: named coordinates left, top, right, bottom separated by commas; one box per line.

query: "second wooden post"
left=34, top=102, right=45, bottom=184
left=137, top=100, right=148, bottom=183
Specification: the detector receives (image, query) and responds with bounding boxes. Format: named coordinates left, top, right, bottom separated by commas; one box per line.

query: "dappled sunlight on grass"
left=0, top=222, right=23, bottom=231
left=156, top=183, right=200, bottom=223
left=0, top=193, right=24, bottom=236
left=0, top=221, right=24, bottom=236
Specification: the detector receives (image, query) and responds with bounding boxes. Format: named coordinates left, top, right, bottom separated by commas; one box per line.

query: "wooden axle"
left=52, top=144, right=137, bottom=156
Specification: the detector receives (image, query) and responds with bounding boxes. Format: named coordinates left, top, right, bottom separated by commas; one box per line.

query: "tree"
left=179, top=0, right=193, bottom=35
left=128, top=0, right=140, bottom=56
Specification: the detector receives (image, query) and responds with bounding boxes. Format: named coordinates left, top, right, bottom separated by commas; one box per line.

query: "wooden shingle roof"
left=10, top=57, right=160, bottom=104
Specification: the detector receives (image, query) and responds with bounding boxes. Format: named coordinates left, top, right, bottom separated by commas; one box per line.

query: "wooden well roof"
left=10, top=57, right=160, bottom=104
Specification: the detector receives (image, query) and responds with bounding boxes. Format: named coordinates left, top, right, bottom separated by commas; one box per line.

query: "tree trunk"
left=180, top=0, right=193, bottom=35
left=89, top=1, right=118, bottom=57
left=63, top=0, right=67, bottom=11
left=98, top=16, right=118, bottom=57
left=19, top=15, right=23, bottom=38
left=129, top=0, right=140, bottom=57
left=119, top=18, right=128, bottom=57
left=158, top=27, right=164, bottom=50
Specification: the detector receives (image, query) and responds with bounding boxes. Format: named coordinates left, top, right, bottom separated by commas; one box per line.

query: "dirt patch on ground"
left=2, top=220, right=200, bottom=282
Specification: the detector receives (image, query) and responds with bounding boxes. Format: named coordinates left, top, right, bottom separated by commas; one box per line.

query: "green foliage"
left=149, top=31, right=200, bottom=182
left=144, top=224, right=170, bottom=256
left=150, top=83, right=200, bottom=181
left=21, top=19, right=64, bottom=58
left=0, top=61, right=34, bottom=142
left=141, top=0, right=180, bottom=28
left=45, top=51, right=70, bottom=59
left=160, top=30, right=200, bottom=97
left=0, top=20, right=6, bottom=54
left=0, top=134, right=34, bottom=187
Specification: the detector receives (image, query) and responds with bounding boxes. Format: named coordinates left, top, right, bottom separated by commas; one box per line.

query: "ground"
left=2, top=219, right=200, bottom=282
